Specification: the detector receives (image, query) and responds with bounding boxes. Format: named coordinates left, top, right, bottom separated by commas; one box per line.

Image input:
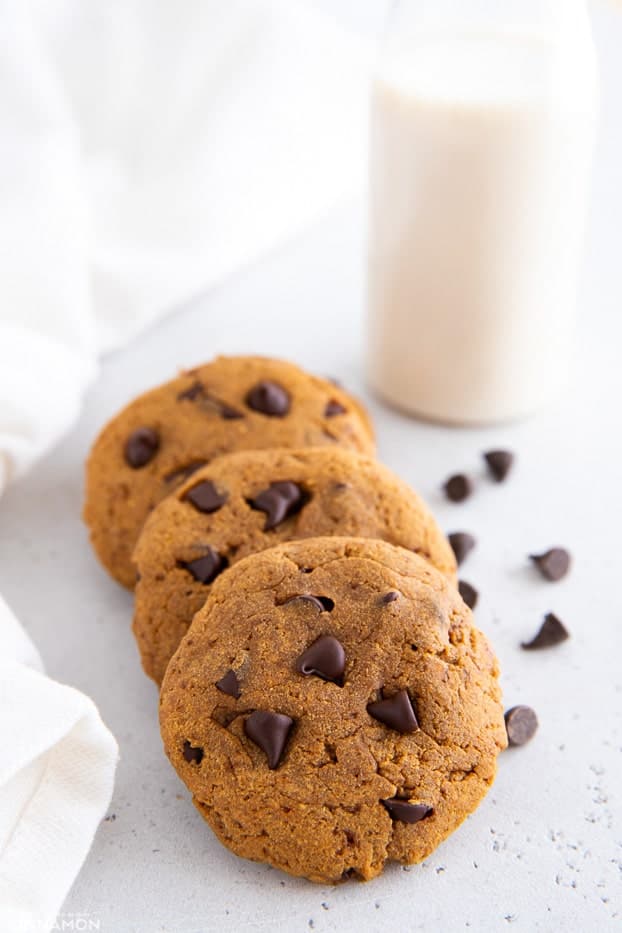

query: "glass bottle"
left=367, top=0, right=599, bottom=423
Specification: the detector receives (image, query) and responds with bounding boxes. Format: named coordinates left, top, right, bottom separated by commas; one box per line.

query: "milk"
left=367, top=28, right=598, bottom=424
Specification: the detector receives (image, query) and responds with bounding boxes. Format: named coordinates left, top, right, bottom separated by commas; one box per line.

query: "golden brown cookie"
left=133, top=447, right=456, bottom=684
left=160, top=537, right=506, bottom=884
left=83, top=357, right=374, bottom=588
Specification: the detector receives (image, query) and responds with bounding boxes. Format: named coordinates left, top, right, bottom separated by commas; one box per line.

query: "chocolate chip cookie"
left=133, top=448, right=456, bottom=683
left=160, top=537, right=506, bottom=883
left=83, top=357, right=374, bottom=588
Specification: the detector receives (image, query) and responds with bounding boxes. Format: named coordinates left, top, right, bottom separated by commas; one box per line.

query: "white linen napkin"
left=0, top=595, right=118, bottom=933
left=0, top=1, right=369, bottom=929
left=0, top=0, right=369, bottom=491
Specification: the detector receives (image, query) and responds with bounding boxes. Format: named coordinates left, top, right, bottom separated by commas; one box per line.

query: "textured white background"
left=1, top=2, right=621, bottom=931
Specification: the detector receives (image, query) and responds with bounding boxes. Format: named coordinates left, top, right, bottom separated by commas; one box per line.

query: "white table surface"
left=1, top=4, right=622, bottom=932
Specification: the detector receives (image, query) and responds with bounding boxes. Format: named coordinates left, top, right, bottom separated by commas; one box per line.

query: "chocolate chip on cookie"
left=133, top=448, right=456, bottom=684
left=160, top=538, right=506, bottom=883
left=216, top=670, right=241, bottom=698
left=283, top=595, right=335, bottom=612
left=245, top=380, right=290, bottom=416
left=249, top=481, right=307, bottom=530
left=183, top=480, right=228, bottom=514
left=182, top=741, right=204, bottom=764
left=325, top=399, right=347, bottom=417
left=367, top=689, right=419, bottom=733
left=381, top=799, right=433, bottom=824
left=179, top=548, right=227, bottom=584
left=84, top=356, right=375, bottom=588
left=296, top=635, right=346, bottom=684
left=124, top=427, right=160, bottom=468
left=244, top=711, right=295, bottom=769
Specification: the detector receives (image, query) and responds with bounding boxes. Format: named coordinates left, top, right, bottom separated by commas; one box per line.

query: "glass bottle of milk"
left=367, top=0, right=599, bottom=424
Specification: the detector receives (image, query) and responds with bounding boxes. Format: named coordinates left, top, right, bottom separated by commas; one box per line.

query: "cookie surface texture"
left=160, top=537, right=506, bottom=883
left=83, top=356, right=374, bottom=587
left=134, top=447, right=456, bottom=683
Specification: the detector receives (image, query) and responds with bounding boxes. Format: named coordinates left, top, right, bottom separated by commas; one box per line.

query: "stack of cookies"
left=84, top=355, right=507, bottom=884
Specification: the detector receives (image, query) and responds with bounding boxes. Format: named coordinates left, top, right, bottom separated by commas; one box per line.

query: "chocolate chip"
left=443, top=474, right=473, bottom=503
left=244, top=711, right=294, bottom=769
left=249, top=481, right=306, bottom=530
left=296, top=635, right=346, bottom=684
left=124, top=427, right=160, bottom=468
left=283, top=595, right=334, bottom=612
left=177, top=381, right=244, bottom=419
left=458, top=580, right=478, bottom=610
left=367, top=689, right=418, bottom=734
left=504, top=706, right=539, bottom=746
left=521, top=612, right=569, bottom=650
left=529, top=548, right=571, bottom=582
left=484, top=450, right=514, bottom=482
left=381, top=798, right=433, bottom=823
left=216, top=670, right=241, bottom=698
left=177, top=380, right=204, bottom=401
left=245, top=380, right=290, bottom=416
left=164, top=461, right=208, bottom=484
left=183, top=480, right=228, bottom=514
left=182, top=740, right=204, bottom=764
left=220, top=404, right=244, bottom=420
left=325, top=399, right=347, bottom=417
left=381, top=591, right=399, bottom=605
left=179, top=547, right=228, bottom=584
left=448, top=532, right=476, bottom=566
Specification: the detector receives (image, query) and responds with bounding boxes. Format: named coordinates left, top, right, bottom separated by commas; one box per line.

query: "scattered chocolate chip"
left=177, top=380, right=204, bottom=401
left=367, top=689, right=418, bottom=734
left=249, top=481, right=306, bottom=530
left=443, top=474, right=473, bottom=503
left=296, top=635, right=346, bottom=684
left=521, top=612, right=569, bottom=650
left=484, top=450, right=514, bottom=482
left=448, top=532, right=476, bottom=566
left=245, top=380, right=290, bottom=416
left=182, top=740, right=204, bottom=764
left=245, top=710, right=294, bottom=769
left=325, top=399, right=347, bottom=417
left=529, top=548, right=571, bottom=582
left=381, top=591, right=399, bottom=605
left=184, top=480, right=228, bottom=514
left=283, top=595, right=334, bottom=612
left=381, top=798, right=433, bottom=823
left=504, top=706, right=539, bottom=746
left=458, top=580, right=478, bottom=610
left=164, top=461, right=208, bottom=484
left=124, top=427, right=160, bottom=468
left=179, top=547, right=228, bottom=584
left=216, top=670, right=241, bottom=698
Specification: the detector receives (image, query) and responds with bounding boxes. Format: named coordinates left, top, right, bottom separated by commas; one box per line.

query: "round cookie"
left=160, top=537, right=507, bottom=884
left=133, top=447, right=457, bottom=684
left=83, top=356, right=374, bottom=588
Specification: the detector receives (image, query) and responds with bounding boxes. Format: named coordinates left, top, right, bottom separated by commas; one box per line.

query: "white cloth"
left=0, top=0, right=369, bottom=490
left=0, top=596, right=118, bottom=933
left=0, top=1, right=368, bottom=930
